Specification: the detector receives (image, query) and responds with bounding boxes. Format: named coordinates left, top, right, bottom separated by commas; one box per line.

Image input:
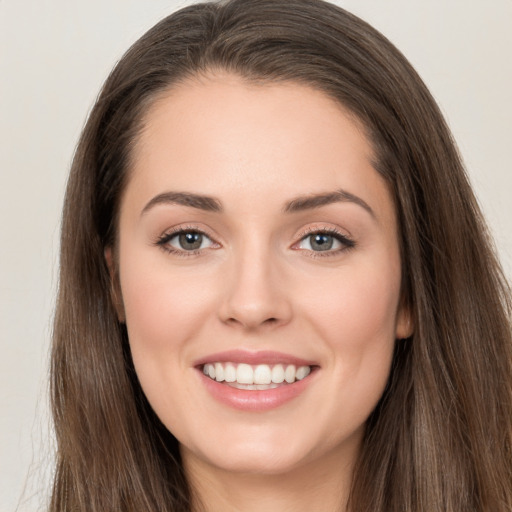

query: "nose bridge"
left=219, top=233, right=292, bottom=329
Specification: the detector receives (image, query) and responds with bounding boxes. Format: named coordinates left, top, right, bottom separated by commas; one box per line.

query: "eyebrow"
left=141, top=188, right=374, bottom=218
left=141, top=191, right=223, bottom=215
left=283, top=189, right=375, bottom=217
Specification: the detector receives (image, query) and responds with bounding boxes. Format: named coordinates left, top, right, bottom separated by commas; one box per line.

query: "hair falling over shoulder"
left=50, top=0, right=512, bottom=510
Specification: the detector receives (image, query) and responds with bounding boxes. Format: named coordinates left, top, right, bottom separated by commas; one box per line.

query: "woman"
left=50, top=0, right=512, bottom=510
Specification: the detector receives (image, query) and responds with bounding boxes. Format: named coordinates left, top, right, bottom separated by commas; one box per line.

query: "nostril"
left=225, top=316, right=278, bottom=326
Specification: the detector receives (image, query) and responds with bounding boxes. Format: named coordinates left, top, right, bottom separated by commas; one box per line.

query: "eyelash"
left=154, top=225, right=356, bottom=258
left=155, top=225, right=217, bottom=257
left=294, top=226, right=356, bottom=258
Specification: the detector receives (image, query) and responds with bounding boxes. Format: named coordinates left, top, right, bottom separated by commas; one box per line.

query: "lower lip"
left=198, top=370, right=316, bottom=411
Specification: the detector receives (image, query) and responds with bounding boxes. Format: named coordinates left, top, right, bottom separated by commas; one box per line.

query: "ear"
left=395, top=304, right=414, bottom=340
left=104, top=247, right=126, bottom=323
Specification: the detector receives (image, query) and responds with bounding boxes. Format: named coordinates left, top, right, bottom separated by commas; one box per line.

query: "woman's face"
left=113, top=73, right=411, bottom=477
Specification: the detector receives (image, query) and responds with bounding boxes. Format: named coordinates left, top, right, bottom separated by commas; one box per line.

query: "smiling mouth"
left=201, top=362, right=313, bottom=389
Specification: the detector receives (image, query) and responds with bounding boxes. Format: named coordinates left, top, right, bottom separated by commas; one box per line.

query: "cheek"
left=118, top=253, right=218, bottom=378
left=301, top=256, right=401, bottom=341
left=298, top=259, right=401, bottom=411
left=122, top=248, right=208, bottom=327
left=118, top=256, right=221, bottom=429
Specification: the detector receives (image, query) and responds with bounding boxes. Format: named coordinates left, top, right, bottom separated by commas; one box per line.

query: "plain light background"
left=1, top=1, right=510, bottom=510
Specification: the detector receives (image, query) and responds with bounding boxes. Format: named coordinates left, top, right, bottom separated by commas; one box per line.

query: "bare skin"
left=110, top=72, right=412, bottom=511
left=183, top=437, right=354, bottom=512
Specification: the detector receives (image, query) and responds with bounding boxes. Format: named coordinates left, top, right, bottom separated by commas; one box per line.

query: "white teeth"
left=229, top=383, right=280, bottom=390
left=215, top=362, right=224, bottom=382
left=254, top=364, right=272, bottom=384
left=271, top=364, right=285, bottom=383
left=284, top=365, right=296, bottom=383
left=236, top=363, right=254, bottom=384
left=295, top=366, right=311, bottom=380
left=224, top=363, right=236, bottom=382
left=202, top=362, right=312, bottom=386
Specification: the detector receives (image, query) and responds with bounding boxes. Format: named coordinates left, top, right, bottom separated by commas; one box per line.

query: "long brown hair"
left=50, top=0, right=512, bottom=510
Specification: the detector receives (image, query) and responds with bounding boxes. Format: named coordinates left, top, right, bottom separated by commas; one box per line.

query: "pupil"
left=179, top=232, right=202, bottom=250
left=311, top=234, right=333, bottom=251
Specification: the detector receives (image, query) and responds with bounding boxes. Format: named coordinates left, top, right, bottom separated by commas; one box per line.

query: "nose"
left=218, top=245, right=293, bottom=331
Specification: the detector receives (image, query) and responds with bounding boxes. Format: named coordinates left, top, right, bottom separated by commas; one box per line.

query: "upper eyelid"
left=154, top=224, right=354, bottom=248
left=158, top=224, right=217, bottom=240
left=155, top=226, right=219, bottom=256
left=153, top=225, right=217, bottom=251
left=293, top=225, right=356, bottom=251
left=295, top=224, right=353, bottom=240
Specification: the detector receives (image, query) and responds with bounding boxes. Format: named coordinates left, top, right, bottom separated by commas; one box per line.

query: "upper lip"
left=193, top=350, right=318, bottom=368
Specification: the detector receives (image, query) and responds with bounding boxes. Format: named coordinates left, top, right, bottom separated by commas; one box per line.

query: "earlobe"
left=396, top=306, right=414, bottom=340
left=104, top=247, right=126, bottom=323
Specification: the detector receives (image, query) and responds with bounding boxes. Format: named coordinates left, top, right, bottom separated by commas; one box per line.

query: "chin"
left=182, top=431, right=315, bottom=476
left=205, top=451, right=307, bottom=476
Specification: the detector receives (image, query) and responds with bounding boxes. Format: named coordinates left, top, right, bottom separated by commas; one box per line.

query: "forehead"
left=134, top=72, right=373, bottom=165
left=123, top=72, right=393, bottom=222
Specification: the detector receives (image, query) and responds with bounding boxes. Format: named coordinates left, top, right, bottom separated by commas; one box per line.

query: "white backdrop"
left=1, top=1, right=510, bottom=510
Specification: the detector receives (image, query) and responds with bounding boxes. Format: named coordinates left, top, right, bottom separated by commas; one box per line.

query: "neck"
left=182, top=442, right=358, bottom=512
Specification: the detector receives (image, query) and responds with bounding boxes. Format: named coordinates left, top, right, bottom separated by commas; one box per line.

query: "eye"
left=295, top=230, right=355, bottom=253
left=156, top=228, right=217, bottom=254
